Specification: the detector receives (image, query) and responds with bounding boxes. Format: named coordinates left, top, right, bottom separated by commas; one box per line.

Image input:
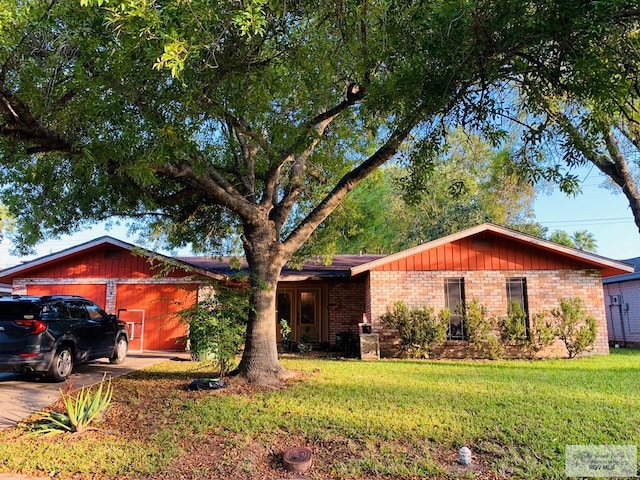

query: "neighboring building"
left=603, top=257, right=640, bottom=347
left=0, top=224, right=632, bottom=357
left=0, top=283, right=11, bottom=296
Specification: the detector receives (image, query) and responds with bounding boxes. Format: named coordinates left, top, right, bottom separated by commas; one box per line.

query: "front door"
left=276, top=288, right=322, bottom=344
left=117, top=309, right=145, bottom=352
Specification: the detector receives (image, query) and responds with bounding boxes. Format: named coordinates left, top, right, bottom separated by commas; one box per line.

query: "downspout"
left=619, top=303, right=628, bottom=348
left=608, top=303, right=617, bottom=344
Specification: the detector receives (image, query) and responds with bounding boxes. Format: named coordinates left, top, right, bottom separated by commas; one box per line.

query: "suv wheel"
left=109, top=335, right=128, bottom=364
left=46, top=345, right=74, bottom=382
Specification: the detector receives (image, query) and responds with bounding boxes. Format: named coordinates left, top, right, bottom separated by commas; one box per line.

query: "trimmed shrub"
left=179, top=286, right=248, bottom=376
left=499, top=301, right=529, bottom=348
left=381, top=301, right=449, bottom=358
left=551, top=297, right=597, bottom=358
left=462, top=299, right=502, bottom=359
left=527, top=311, right=556, bottom=358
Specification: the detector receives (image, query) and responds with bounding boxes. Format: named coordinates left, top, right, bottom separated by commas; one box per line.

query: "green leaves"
left=551, top=297, right=598, bottom=358
left=232, top=0, right=269, bottom=39
left=380, top=301, right=449, bottom=358
left=153, top=38, right=189, bottom=78
left=178, top=285, right=249, bottom=376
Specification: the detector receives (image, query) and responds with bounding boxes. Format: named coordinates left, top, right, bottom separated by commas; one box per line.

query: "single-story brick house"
left=0, top=223, right=632, bottom=356
left=603, top=257, right=640, bottom=347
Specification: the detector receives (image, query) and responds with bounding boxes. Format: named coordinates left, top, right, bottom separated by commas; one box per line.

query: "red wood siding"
left=26, top=284, right=107, bottom=307
left=25, top=245, right=191, bottom=279
left=373, top=236, right=595, bottom=272
left=115, top=284, right=197, bottom=351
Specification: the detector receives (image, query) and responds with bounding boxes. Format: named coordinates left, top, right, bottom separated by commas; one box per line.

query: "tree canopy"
left=0, top=0, right=639, bottom=383
left=307, top=129, right=538, bottom=255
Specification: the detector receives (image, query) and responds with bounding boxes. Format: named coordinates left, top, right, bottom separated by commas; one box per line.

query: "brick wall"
left=327, top=279, right=366, bottom=344
left=604, top=280, right=640, bottom=346
left=367, top=269, right=608, bottom=358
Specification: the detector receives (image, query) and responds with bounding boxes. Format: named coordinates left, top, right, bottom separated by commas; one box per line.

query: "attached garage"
left=0, top=237, right=223, bottom=351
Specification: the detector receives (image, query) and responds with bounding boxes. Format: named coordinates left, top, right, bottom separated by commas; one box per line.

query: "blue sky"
left=0, top=166, right=638, bottom=269
left=533, top=166, right=638, bottom=261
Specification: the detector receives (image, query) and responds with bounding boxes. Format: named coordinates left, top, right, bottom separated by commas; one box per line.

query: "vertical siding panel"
left=444, top=243, right=453, bottom=270
left=437, top=246, right=444, bottom=270
left=514, top=245, right=523, bottom=269
left=539, top=252, right=548, bottom=270
left=415, top=252, right=424, bottom=270
left=426, top=250, right=435, bottom=269
left=499, top=243, right=508, bottom=270
left=450, top=242, right=458, bottom=270
left=451, top=242, right=460, bottom=270
left=528, top=247, right=536, bottom=269
left=467, top=240, right=477, bottom=270
left=506, top=244, right=515, bottom=269
left=478, top=249, right=486, bottom=270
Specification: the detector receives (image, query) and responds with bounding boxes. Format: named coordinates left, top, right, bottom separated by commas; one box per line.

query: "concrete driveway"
left=0, top=351, right=188, bottom=430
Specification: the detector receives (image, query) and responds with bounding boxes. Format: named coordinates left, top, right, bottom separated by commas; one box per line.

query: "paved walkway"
left=0, top=351, right=188, bottom=430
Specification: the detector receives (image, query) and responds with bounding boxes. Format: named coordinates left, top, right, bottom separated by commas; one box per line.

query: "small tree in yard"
left=381, top=301, right=449, bottom=359
left=463, top=299, right=503, bottom=359
left=551, top=297, right=597, bottom=359
left=179, top=286, right=249, bottom=377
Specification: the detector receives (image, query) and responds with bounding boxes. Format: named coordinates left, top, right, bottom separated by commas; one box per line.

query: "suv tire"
left=46, top=345, right=74, bottom=382
left=109, top=335, right=128, bottom=364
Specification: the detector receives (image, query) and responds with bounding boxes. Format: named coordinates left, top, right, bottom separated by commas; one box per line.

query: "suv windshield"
left=0, top=301, right=41, bottom=321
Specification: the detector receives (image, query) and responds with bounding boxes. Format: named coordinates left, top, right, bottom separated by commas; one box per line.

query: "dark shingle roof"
left=178, top=254, right=386, bottom=280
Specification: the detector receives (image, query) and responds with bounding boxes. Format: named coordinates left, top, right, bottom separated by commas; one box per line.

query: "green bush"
left=381, top=301, right=449, bottom=358
left=551, top=297, right=597, bottom=358
left=462, top=299, right=502, bottom=359
left=499, top=301, right=529, bottom=347
left=528, top=311, right=556, bottom=358
left=179, top=286, right=249, bottom=376
left=498, top=303, right=557, bottom=358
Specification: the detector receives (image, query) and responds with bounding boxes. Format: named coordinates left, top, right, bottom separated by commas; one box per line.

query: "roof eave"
left=0, top=236, right=227, bottom=283
left=350, top=223, right=634, bottom=276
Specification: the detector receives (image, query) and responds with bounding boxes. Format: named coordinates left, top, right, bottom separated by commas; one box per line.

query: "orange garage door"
left=26, top=284, right=107, bottom=308
left=115, top=284, right=197, bottom=351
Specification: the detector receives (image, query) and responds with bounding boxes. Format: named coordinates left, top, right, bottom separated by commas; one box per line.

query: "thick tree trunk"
left=236, top=223, right=292, bottom=385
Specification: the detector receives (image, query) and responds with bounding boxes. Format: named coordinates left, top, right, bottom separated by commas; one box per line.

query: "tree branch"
left=154, top=159, right=257, bottom=221
left=267, top=85, right=366, bottom=233
left=0, top=89, right=76, bottom=154
left=281, top=122, right=413, bottom=256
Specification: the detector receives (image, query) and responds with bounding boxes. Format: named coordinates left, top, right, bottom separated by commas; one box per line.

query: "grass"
left=0, top=350, right=639, bottom=479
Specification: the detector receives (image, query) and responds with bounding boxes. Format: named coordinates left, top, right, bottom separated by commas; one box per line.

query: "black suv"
left=0, top=295, right=129, bottom=381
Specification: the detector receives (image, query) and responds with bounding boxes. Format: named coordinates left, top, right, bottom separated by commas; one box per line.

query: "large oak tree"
left=0, top=0, right=638, bottom=384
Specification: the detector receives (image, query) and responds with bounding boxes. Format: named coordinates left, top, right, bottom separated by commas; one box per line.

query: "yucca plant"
left=33, top=374, right=113, bottom=436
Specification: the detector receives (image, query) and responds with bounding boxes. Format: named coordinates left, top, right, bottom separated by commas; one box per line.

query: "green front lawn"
left=1, top=350, right=639, bottom=479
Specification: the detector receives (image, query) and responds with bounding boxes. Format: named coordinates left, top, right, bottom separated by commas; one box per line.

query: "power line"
left=537, top=217, right=632, bottom=227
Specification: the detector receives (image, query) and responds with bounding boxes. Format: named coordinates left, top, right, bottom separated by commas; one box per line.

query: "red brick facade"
left=364, top=269, right=609, bottom=358
left=327, top=279, right=367, bottom=344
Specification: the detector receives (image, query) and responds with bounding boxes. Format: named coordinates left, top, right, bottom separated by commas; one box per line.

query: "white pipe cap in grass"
left=459, top=446, right=472, bottom=465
